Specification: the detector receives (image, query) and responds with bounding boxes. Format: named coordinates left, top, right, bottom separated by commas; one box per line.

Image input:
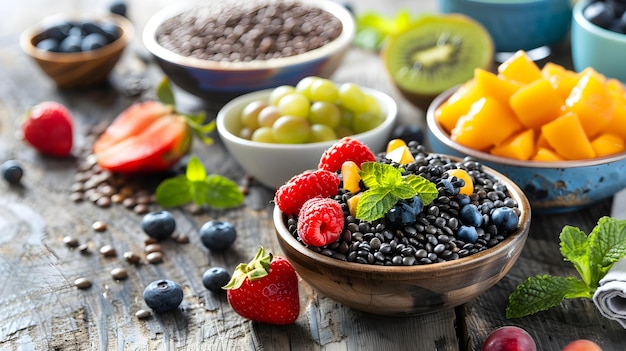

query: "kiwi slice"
left=382, top=14, right=494, bottom=110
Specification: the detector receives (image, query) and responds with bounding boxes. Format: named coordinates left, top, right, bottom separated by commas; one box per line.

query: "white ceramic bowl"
left=216, top=86, right=398, bottom=189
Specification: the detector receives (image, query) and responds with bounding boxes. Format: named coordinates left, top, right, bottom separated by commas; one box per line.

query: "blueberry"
left=198, top=220, right=237, bottom=251
left=438, top=178, right=457, bottom=196
left=202, top=267, right=231, bottom=293
left=390, top=124, right=424, bottom=145
left=81, top=33, right=109, bottom=51
left=2, top=160, right=23, bottom=184
left=386, top=200, right=417, bottom=227
left=460, top=204, right=482, bottom=227
left=143, top=279, right=183, bottom=313
left=58, top=35, right=82, bottom=53
left=584, top=1, right=615, bottom=29
left=141, top=211, right=176, bottom=240
left=410, top=196, right=424, bottom=214
left=36, top=38, right=59, bottom=52
left=43, top=22, right=72, bottom=41
left=491, top=207, right=519, bottom=233
left=457, top=194, right=471, bottom=206
left=100, top=23, right=120, bottom=42
left=109, top=0, right=128, bottom=17
left=457, top=225, right=478, bottom=243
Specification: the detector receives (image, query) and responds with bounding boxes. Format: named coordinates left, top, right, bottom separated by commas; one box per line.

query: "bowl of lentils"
left=273, top=139, right=531, bottom=316
left=142, top=0, right=355, bottom=103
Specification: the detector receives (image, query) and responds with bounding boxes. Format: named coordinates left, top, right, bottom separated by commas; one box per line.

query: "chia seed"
left=286, top=143, right=522, bottom=266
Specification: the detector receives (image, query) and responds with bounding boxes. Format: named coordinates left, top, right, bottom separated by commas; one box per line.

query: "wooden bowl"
left=20, top=13, right=133, bottom=89
left=273, top=157, right=531, bottom=316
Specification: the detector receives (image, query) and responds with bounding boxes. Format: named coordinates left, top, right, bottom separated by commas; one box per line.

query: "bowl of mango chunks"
left=426, top=50, right=626, bottom=213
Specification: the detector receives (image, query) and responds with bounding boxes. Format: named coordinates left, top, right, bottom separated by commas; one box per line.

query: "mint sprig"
left=155, top=156, right=243, bottom=209
left=506, top=216, right=626, bottom=319
left=355, top=162, right=437, bottom=222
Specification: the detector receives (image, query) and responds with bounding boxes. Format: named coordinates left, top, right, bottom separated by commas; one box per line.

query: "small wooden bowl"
left=20, top=13, right=133, bottom=89
left=273, top=158, right=531, bottom=316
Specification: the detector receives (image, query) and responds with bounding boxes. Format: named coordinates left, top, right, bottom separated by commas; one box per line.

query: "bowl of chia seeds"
left=142, top=0, right=355, bottom=103
left=273, top=143, right=531, bottom=316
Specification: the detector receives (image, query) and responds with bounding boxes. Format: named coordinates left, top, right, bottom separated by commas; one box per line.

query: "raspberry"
left=318, top=137, right=376, bottom=172
left=275, top=169, right=340, bottom=215
left=297, top=197, right=345, bottom=246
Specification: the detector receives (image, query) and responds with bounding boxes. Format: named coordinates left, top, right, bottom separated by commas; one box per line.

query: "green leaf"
left=204, top=174, right=244, bottom=209
left=186, top=155, right=206, bottom=182
left=155, top=175, right=192, bottom=207
left=355, top=188, right=399, bottom=222
left=156, top=77, right=176, bottom=106
left=404, top=175, right=438, bottom=205
left=587, top=216, right=626, bottom=287
left=360, top=162, right=401, bottom=189
left=190, top=180, right=210, bottom=206
left=506, top=275, right=591, bottom=319
left=560, top=225, right=592, bottom=286
left=390, top=182, right=417, bottom=200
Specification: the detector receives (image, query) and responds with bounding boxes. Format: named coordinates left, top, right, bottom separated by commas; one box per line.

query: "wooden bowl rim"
left=19, top=12, right=133, bottom=63
left=273, top=155, right=532, bottom=275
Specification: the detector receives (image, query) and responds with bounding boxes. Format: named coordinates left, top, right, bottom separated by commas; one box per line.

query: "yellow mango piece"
left=531, top=147, right=566, bottom=161
left=541, top=112, right=596, bottom=160
left=435, top=79, right=483, bottom=133
left=490, top=129, right=535, bottom=161
left=445, top=168, right=474, bottom=195
left=564, top=68, right=614, bottom=138
left=535, top=132, right=552, bottom=150
left=509, top=78, right=564, bottom=129
left=474, top=67, right=522, bottom=105
left=385, top=145, right=415, bottom=165
left=341, top=161, right=361, bottom=194
left=347, top=193, right=361, bottom=217
left=541, top=62, right=580, bottom=99
left=497, top=50, right=543, bottom=84
left=451, top=97, right=523, bottom=151
left=591, top=133, right=625, bottom=157
left=386, top=138, right=407, bottom=153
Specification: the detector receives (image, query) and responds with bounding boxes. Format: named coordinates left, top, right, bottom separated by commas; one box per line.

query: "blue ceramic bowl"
left=439, top=0, right=572, bottom=53
left=571, top=0, right=626, bottom=82
left=426, top=87, right=626, bottom=213
left=143, top=0, right=355, bottom=103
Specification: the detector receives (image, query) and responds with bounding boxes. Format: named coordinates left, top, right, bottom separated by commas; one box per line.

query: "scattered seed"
left=174, top=234, right=189, bottom=244
left=100, top=245, right=116, bottom=257
left=96, top=196, right=112, bottom=208
left=123, top=251, right=142, bottom=264
left=146, top=251, right=163, bottom=264
left=144, top=243, right=162, bottom=254
left=110, top=267, right=128, bottom=280
left=63, top=236, right=79, bottom=248
left=74, top=277, right=92, bottom=289
left=92, top=221, right=107, bottom=232
left=78, top=243, right=91, bottom=254
left=144, top=237, right=158, bottom=246
left=135, top=309, right=152, bottom=319
left=69, top=192, right=84, bottom=202
left=133, top=204, right=150, bottom=214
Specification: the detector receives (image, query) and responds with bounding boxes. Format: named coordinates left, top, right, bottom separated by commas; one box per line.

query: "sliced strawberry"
left=224, top=246, right=299, bottom=325
left=22, top=101, right=73, bottom=157
left=318, top=137, right=376, bottom=173
left=93, top=101, right=173, bottom=154
left=297, top=197, right=345, bottom=246
left=94, top=114, right=191, bottom=173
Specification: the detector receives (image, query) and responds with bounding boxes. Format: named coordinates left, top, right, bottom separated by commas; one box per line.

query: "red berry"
left=275, top=169, right=340, bottom=215
left=22, top=101, right=73, bottom=157
left=318, top=137, right=376, bottom=172
left=297, top=197, right=345, bottom=246
left=482, top=326, right=536, bottom=351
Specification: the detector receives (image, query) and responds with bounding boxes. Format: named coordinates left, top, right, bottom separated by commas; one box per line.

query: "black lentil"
left=286, top=143, right=521, bottom=266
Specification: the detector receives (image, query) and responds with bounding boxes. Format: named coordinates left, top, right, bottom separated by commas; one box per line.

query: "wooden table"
left=1, top=1, right=625, bottom=350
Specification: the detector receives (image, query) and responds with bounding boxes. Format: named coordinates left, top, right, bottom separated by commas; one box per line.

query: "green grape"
left=238, top=127, right=253, bottom=140
left=309, top=101, right=341, bottom=129
left=352, top=110, right=384, bottom=134
left=338, top=107, right=354, bottom=128
left=309, top=124, right=338, bottom=143
left=257, top=105, right=281, bottom=128
left=364, top=93, right=381, bottom=115
left=272, top=115, right=311, bottom=144
left=277, top=93, right=310, bottom=119
left=251, top=127, right=275, bottom=143
left=339, top=82, right=367, bottom=112
left=295, top=76, right=318, bottom=99
left=310, top=78, right=339, bottom=103
left=269, top=85, right=296, bottom=106
left=335, top=125, right=354, bottom=138
left=240, top=100, right=266, bottom=130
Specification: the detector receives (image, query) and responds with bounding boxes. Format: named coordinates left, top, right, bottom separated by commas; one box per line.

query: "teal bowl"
left=439, top=0, right=572, bottom=53
left=143, top=0, right=355, bottom=103
left=426, top=86, right=626, bottom=213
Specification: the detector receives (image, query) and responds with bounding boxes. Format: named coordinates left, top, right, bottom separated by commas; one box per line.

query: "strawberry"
left=274, top=169, right=340, bottom=215
left=94, top=102, right=191, bottom=173
left=22, top=101, right=73, bottom=157
left=297, top=197, right=345, bottom=246
left=224, top=246, right=299, bottom=325
left=318, top=137, right=376, bottom=173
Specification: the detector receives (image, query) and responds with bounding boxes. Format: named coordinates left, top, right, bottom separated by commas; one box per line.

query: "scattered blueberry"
left=198, top=220, right=237, bottom=251
left=460, top=204, right=482, bottom=227
left=109, top=0, right=128, bottom=17
left=491, top=207, right=519, bottom=233
left=2, top=160, right=24, bottom=184
left=457, top=225, right=478, bottom=243
left=202, top=267, right=231, bottom=293
left=141, top=211, right=176, bottom=240
left=143, top=279, right=183, bottom=313
left=391, top=124, right=424, bottom=145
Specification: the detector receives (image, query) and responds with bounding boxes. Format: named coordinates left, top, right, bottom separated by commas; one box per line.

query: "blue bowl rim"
left=426, top=85, right=626, bottom=169
left=142, top=0, right=355, bottom=72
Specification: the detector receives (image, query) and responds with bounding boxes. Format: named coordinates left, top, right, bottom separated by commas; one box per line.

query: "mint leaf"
left=156, top=77, right=176, bottom=106
left=356, top=187, right=398, bottom=222
left=186, top=156, right=207, bottom=182
left=560, top=225, right=592, bottom=286
left=588, top=216, right=626, bottom=286
left=404, top=174, right=438, bottom=205
left=204, top=174, right=244, bottom=209
left=360, top=162, right=400, bottom=188
left=506, top=275, right=590, bottom=319
left=155, top=175, right=192, bottom=207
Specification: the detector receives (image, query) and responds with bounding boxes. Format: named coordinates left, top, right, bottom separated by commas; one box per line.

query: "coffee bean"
left=92, top=220, right=107, bottom=232
left=135, top=309, right=152, bottom=319
left=100, top=245, right=116, bottom=257
left=63, top=236, right=79, bottom=248
left=146, top=252, right=163, bottom=264
left=74, top=277, right=92, bottom=289
left=123, top=251, right=142, bottom=264
left=110, top=267, right=128, bottom=280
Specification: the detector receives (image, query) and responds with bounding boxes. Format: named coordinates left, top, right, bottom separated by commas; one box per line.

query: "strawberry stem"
left=223, top=246, right=273, bottom=290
